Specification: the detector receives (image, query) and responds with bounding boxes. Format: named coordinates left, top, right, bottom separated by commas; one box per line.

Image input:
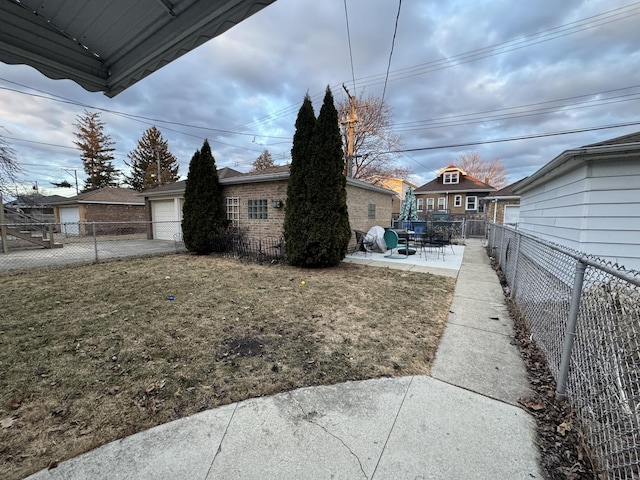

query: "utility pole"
left=63, top=168, right=79, bottom=194
left=341, top=84, right=358, bottom=177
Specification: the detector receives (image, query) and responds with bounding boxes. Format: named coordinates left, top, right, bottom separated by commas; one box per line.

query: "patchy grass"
left=0, top=255, right=455, bottom=480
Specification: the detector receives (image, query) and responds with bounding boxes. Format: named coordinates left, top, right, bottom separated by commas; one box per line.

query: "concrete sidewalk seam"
left=370, top=376, right=414, bottom=480
left=428, top=374, right=530, bottom=410
left=445, top=320, right=516, bottom=338
left=205, top=402, right=239, bottom=479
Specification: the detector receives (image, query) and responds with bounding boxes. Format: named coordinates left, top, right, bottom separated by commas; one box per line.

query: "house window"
left=454, top=195, right=462, bottom=207
left=466, top=196, right=477, bottom=211
left=443, top=172, right=459, bottom=184
left=427, top=198, right=434, bottom=210
left=438, top=197, right=446, bottom=210
left=226, top=197, right=239, bottom=226
left=367, top=203, right=376, bottom=220
left=248, top=199, right=268, bottom=220
left=416, top=198, right=424, bottom=212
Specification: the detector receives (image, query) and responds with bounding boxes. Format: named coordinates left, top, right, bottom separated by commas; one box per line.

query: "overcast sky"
left=1, top=0, right=639, bottom=198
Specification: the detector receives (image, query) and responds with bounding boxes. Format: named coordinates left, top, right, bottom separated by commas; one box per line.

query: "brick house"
left=414, top=165, right=496, bottom=216
left=483, top=178, right=525, bottom=225
left=51, top=188, right=146, bottom=236
left=143, top=165, right=395, bottom=247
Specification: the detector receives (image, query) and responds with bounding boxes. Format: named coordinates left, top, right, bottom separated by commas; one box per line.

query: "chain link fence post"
left=555, top=258, right=587, bottom=398
left=92, top=222, right=99, bottom=263
left=510, top=233, right=521, bottom=298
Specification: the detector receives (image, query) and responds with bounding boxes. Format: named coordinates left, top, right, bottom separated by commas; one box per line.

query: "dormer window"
left=443, top=172, right=459, bottom=184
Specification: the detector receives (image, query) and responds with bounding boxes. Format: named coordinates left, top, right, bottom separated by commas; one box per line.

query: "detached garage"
left=52, top=188, right=146, bottom=236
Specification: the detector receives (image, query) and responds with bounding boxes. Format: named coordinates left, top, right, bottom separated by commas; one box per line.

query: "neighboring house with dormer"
left=414, top=166, right=496, bottom=215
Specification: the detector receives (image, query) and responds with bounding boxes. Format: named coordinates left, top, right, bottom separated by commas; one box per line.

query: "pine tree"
left=304, top=86, right=350, bottom=267
left=124, top=126, right=179, bottom=191
left=181, top=139, right=227, bottom=254
left=251, top=149, right=275, bottom=171
left=284, top=93, right=316, bottom=266
left=73, top=110, right=119, bottom=191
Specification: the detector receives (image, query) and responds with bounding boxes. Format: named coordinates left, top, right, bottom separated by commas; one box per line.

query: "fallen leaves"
left=518, top=397, right=545, bottom=411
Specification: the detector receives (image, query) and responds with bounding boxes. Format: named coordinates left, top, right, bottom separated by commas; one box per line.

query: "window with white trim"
left=466, top=196, right=477, bottom=211
left=248, top=199, right=268, bottom=219
left=226, top=197, right=239, bottom=226
left=443, top=172, right=459, bottom=184
left=437, top=197, right=446, bottom=210
left=454, top=195, right=462, bottom=207
left=427, top=198, right=434, bottom=210
left=416, top=198, right=424, bottom=212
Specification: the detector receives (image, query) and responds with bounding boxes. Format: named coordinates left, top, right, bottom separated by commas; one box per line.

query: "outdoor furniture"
left=383, top=228, right=409, bottom=258
left=353, top=229, right=376, bottom=256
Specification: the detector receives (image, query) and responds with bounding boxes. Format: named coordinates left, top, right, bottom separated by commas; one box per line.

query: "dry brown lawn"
left=0, top=254, right=455, bottom=480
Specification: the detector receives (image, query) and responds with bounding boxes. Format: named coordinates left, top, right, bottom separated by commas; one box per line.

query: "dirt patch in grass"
left=0, top=255, right=455, bottom=480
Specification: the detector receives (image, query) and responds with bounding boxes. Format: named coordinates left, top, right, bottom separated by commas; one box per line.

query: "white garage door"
left=152, top=199, right=182, bottom=240
left=504, top=205, right=520, bottom=225
left=59, top=206, right=80, bottom=235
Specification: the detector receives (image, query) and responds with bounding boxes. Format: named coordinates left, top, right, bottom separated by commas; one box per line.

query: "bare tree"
left=337, top=91, right=407, bottom=181
left=0, top=134, right=21, bottom=194
left=456, top=152, right=507, bottom=188
left=251, top=149, right=275, bottom=171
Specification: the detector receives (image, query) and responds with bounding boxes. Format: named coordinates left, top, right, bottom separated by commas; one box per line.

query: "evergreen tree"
left=181, top=139, right=227, bottom=254
left=73, top=110, right=119, bottom=191
left=251, top=149, right=275, bottom=171
left=284, top=93, right=316, bottom=266
left=304, top=86, right=350, bottom=267
left=124, top=126, right=179, bottom=191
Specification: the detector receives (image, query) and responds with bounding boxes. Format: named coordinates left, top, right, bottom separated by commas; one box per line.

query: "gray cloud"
left=1, top=0, right=639, bottom=195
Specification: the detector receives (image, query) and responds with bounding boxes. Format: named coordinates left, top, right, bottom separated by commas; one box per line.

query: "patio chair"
left=383, top=228, right=409, bottom=259
left=353, top=230, right=376, bottom=256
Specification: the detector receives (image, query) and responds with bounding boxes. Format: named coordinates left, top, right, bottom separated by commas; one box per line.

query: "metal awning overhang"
left=0, top=0, right=276, bottom=97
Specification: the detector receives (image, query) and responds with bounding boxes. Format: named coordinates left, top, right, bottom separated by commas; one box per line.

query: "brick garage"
left=52, top=188, right=146, bottom=236
left=144, top=166, right=395, bottom=243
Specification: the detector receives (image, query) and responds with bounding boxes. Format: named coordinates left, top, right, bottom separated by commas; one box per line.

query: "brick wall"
left=221, top=181, right=393, bottom=246
left=83, top=203, right=147, bottom=235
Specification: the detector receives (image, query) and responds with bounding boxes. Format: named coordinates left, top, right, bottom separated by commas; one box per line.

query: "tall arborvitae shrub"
left=303, top=86, right=351, bottom=267
left=284, top=94, right=316, bottom=266
left=182, top=139, right=227, bottom=254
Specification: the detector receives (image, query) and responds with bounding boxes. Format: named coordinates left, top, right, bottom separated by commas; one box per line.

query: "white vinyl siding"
left=518, top=158, right=640, bottom=271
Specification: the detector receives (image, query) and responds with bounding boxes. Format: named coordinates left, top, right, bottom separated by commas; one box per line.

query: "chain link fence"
left=488, top=223, right=640, bottom=479
left=0, top=221, right=286, bottom=271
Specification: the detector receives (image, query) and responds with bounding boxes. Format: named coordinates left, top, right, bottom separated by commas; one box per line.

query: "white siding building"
left=514, top=132, right=640, bottom=271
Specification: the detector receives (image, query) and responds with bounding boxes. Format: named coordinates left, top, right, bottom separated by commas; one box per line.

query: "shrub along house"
left=143, top=165, right=395, bottom=246
left=413, top=165, right=496, bottom=216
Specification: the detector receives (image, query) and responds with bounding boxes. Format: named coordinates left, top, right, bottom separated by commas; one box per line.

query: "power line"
left=343, top=0, right=357, bottom=95
left=237, top=2, right=640, bottom=130
left=390, top=121, right=640, bottom=154
left=381, top=0, right=402, bottom=105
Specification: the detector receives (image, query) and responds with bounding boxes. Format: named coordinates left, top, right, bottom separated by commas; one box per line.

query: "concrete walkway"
left=26, top=239, right=542, bottom=480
